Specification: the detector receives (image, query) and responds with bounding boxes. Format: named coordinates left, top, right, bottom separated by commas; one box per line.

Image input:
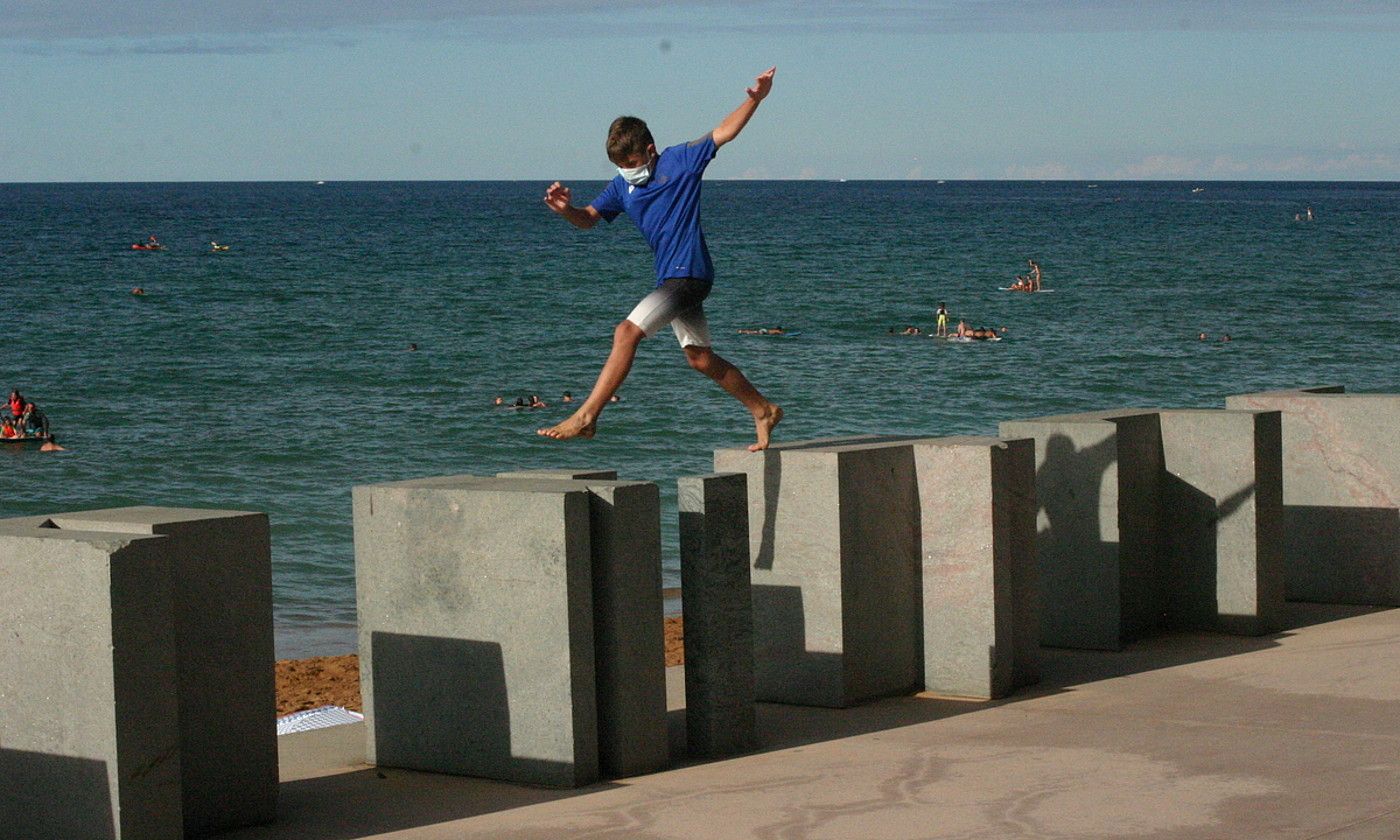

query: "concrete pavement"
left=223, top=603, right=1400, bottom=839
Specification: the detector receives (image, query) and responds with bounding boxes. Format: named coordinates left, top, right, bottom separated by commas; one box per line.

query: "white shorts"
left=625, top=277, right=713, bottom=348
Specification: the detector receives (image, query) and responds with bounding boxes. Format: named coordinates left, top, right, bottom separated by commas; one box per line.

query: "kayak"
left=131, top=243, right=165, bottom=251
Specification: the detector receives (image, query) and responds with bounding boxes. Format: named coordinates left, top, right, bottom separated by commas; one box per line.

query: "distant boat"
left=315, top=180, right=326, bottom=185
left=1087, top=184, right=1098, bottom=188
left=1191, top=187, right=1205, bottom=193
left=937, top=180, right=946, bottom=184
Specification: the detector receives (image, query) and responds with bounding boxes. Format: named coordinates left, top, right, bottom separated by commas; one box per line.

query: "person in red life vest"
left=8, top=390, right=24, bottom=421
left=1, top=419, right=17, bottom=439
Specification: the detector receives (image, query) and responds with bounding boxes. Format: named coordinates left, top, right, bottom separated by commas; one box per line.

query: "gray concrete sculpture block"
left=558, top=477, right=668, bottom=778
left=355, top=472, right=668, bottom=784
left=1158, top=410, right=1286, bottom=634
left=913, top=437, right=1039, bottom=698
left=998, top=411, right=1166, bottom=650
left=677, top=472, right=756, bottom=757
left=490, top=472, right=670, bottom=778
left=1225, top=387, right=1399, bottom=605
left=353, top=476, right=600, bottom=787
left=715, top=436, right=933, bottom=707
left=0, top=506, right=277, bottom=839
left=496, top=469, right=619, bottom=481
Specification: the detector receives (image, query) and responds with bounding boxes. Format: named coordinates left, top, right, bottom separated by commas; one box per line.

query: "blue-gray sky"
left=3, top=1, right=1398, bottom=181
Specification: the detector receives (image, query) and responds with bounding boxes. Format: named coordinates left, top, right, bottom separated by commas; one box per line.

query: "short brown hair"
left=607, top=116, right=654, bottom=164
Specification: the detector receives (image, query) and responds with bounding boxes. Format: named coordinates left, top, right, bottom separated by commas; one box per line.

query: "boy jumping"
left=538, top=66, right=783, bottom=452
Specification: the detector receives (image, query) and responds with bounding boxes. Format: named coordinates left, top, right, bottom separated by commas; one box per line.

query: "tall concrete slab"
left=1225, top=387, right=1399, bottom=605
left=492, top=472, right=669, bottom=778
left=998, top=411, right=1166, bottom=650
left=913, top=437, right=1040, bottom=698
left=677, top=472, right=756, bottom=757
left=715, top=436, right=933, bottom=708
left=0, top=526, right=180, bottom=840
left=1158, top=410, right=1286, bottom=635
left=565, top=478, right=668, bottom=778
left=0, top=506, right=277, bottom=839
left=353, top=476, right=599, bottom=787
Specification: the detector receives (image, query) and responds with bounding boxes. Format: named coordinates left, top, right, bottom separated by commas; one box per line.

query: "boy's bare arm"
left=712, top=66, right=775, bottom=148
left=543, top=181, right=601, bottom=229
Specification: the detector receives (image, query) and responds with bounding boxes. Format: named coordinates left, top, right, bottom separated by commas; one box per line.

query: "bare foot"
left=537, top=412, right=597, bottom=441
left=748, top=404, right=783, bottom=452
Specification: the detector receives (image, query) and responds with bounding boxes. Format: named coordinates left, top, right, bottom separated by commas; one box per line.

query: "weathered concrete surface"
left=241, top=604, right=1400, bottom=840
left=715, top=436, right=935, bottom=708
left=496, top=469, right=619, bottom=481
left=914, top=437, right=1039, bottom=698
left=566, top=479, right=668, bottom=779
left=677, top=472, right=756, bottom=757
left=1225, top=387, right=1399, bottom=605
left=999, top=411, right=1166, bottom=650
left=0, top=525, right=181, bottom=840
left=1159, top=410, right=1286, bottom=635
left=355, top=474, right=667, bottom=783
left=353, top=476, right=600, bottom=787
left=0, top=506, right=277, bottom=838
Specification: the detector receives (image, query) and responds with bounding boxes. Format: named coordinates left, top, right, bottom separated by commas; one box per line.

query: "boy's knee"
left=685, top=346, right=720, bottom=374
left=614, top=320, right=645, bottom=345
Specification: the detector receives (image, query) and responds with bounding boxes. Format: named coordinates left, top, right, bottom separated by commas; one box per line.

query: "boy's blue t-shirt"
left=589, top=134, right=717, bottom=285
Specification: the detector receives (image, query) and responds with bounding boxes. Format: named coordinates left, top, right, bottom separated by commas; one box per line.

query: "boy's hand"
left=746, top=66, right=776, bottom=102
left=543, top=181, right=573, bottom=214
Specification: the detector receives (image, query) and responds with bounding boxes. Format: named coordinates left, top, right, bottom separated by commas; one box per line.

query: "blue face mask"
left=618, top=158, right=653, bottom=186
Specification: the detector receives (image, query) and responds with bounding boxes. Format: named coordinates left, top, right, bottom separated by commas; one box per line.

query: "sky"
left=2, top=1, right=1398, bottom=181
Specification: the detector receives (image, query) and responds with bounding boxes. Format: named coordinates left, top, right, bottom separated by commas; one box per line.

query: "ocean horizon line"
left=3, top=177, right=1398, bottom=186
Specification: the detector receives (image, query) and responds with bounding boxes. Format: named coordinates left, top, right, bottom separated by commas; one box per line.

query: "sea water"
left=2, top=180, right=1396, bottom=657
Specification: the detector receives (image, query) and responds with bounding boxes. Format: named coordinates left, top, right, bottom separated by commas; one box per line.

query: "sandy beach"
left=276, top=615, right=686, bottom=715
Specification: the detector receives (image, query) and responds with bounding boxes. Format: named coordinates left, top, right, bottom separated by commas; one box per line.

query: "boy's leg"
left=537, top=319, right=643, bottom=440
left=538, top=278, right=709, bottom=441
left=674, top=308, right=782, bottom=452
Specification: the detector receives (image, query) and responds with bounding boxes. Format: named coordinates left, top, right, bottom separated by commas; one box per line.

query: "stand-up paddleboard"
left=737, top=330, right=802, bottom=338
left=998, top=287, right=1054, bottom=293
left=933, top=335, right=1001, bottom=342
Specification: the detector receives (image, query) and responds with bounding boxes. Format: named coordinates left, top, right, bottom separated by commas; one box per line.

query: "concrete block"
left=1225, top=387, right=1399, bottom=605
left=496, top=469, right=619, bottom=481
left=913, top=437, right=1040, bottom=698
left=677, top=472, right=756, bottom=757
left=998, top=411, right=1166, bottom=650
left=353, top=476, right=599, bottom=787
left=568, top=479, right=668, bottom=778
left=354, top=473, right=668, bottom=783
left=1159, top=410, right=1286, bottom=634
left=0, top=506, right=277, bottom=839
left=485, top=473, right=670, bottom=778
left=715, top=436, right=933, bottom=707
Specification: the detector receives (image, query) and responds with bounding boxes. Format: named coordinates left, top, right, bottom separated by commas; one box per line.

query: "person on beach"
left=537, top=67, right=784, bottom=452
left=935, top=302, right=948, bottom=337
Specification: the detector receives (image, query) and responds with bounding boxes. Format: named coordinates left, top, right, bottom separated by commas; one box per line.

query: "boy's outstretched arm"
left=712, top=66, right=775, bottom=148
left=544, top=181, right=602, bottom=229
